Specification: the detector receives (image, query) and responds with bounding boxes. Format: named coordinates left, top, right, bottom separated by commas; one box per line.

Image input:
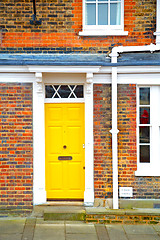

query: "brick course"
left=0, top=83, right=33, bottom=212
left=0, top=0, right=156, bottom=54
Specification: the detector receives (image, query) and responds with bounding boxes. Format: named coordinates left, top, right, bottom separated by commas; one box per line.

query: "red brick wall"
left=0, top=83, right=33, bottom=212
left=0, top=0, right=156, bottom=53
left=94, top=84, right=112, bottom=199
left=94, top=84, right=160, bottom=200
left=117, top=84, right=137, bottom=196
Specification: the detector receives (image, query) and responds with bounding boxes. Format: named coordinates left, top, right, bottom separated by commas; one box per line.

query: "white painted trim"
left=28, top=66, right=100, bottom=73
left=0, top=73, right=35, bottom=82
left=84, top=73, right=94, bottom=206
left=1, top=66, right=160, bottom=76
left=0, top=66, right=100, bottom=73
left=79, top=30, right=128, bottom=36
left=93, top=73, right=111, bottom=84
left=100, top=66, right=160, bottom=74
left=35, top=72, right=94, bottom=206
left=117, top=73, right=160, bottom=84
left=33, top=73, right=46, bottom=205
left=45, top=98, right=85, bottom=103
left=135, top=170, right=160, bottom=177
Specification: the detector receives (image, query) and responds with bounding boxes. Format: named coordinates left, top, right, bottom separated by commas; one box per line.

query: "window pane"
left=74, top=85, right=84, bottom=98
left=98, top=4, right=108, bottom=25
left=139, top=127, right=150, bottom=143
left=140, top=107, right=150, bottom=124
left=45, top=85, right=55, bottom=98
left=58, top=85, right=70, bottom=98
left=110, top=3, right=121, bottom=25
left=140, top=145, right=150, bottom=163
left=86, top=4, right=96, bottom=25
left=140, top=88, right=150, bottom=105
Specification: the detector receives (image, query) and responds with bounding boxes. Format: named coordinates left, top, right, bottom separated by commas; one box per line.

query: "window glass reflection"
left=140, top=108, right=150, bottom=124
left=140, top=88, right=150, bottom=105
left=98, top=4, right=108, bottom=25
left=140, top=145, right=150, bottom=163
left=110, top=3, right=121, bottom=25
left=86, top=4, right=96, bottom=25
left=139, top=127, right=150, bottom=143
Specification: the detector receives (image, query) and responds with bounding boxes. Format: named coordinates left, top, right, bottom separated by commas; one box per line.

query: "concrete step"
left=43, top=206, right=86, bottom=221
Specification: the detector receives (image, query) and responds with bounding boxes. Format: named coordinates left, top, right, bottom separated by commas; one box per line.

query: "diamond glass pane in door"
left=58, top=85, right=71, bottom=98
left=45, top=85, right=84, bottom=99
left=45, top=85, right=55, bottom=98
left=74, top=86, right=83, bottom=98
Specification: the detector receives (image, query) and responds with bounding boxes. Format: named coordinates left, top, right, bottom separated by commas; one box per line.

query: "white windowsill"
left=135, top=170, right=160, bottom=177
left=79, top=30, right=128, bottom=36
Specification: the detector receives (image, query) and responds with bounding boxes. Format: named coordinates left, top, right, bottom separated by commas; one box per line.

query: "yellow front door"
left=45, top=103, right=85, bottom=199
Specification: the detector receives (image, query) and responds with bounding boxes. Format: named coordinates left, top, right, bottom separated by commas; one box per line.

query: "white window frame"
left=135, top=86, right=160, bottom=176
left=44, top=84, right=85, bottom=103
left=79, top=0, right=128, bottom=36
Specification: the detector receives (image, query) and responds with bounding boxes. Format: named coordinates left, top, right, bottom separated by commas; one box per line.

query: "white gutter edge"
left=109, top=43, right=160, bottom=209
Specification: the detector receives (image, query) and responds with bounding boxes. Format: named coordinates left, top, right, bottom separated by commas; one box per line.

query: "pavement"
left=1, top=217, right=160, bottom=240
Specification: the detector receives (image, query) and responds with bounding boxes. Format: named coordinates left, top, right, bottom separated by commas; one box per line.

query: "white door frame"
left=33, top=72, right=95, bottom=206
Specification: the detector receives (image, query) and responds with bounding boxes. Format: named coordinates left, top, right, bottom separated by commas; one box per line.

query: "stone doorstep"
left=43, top=206, right=86, bottom=221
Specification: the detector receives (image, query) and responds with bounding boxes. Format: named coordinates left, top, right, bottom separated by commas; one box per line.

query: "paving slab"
left=106, top=225, right=128, bottom=240
left=95, top=224, right=110, bottom=240
left=153, top=225, right=160, bottom=232
left=66, top=233, right=98, bottom=240
left=33, top=224, right=65, bottom=240
left=0, top=218, right=25, bottom=234
left=123, top=225, right=157, bottom=235
left=66, top=223, right=96, bottom=234
left=0, top=233, right=22, bottom=240
left=36, top=218, right=65, bottom=225
left=127, top=234, right=160, bottom=240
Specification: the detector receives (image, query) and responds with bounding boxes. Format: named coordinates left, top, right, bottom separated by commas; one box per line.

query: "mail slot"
left=58, top=156, right=72, bottom=160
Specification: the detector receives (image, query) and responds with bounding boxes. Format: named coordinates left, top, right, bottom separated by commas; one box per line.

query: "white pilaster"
left=33, top=72, right=46, bottom=205
left=84, top=73, right=94, bottom=206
